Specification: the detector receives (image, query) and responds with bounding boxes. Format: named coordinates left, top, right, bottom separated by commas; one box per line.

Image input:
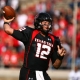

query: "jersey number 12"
left=35, top=43, right=51, bottom=59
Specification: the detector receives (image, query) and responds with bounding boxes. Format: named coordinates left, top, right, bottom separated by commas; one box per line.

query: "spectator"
left=2, top=48, right=11, bottom=68
left=60, top=36, right=71, bottom=69
left=46, top=0, right=54, bottom=17
left=66, top=8, right=73, bottom=23
left=10, top=48, right=19, bottom=68
left=0, top=17, right=4, bottom=29
left=0, top=36, right=6, bottom=67
left=68, top=64, right=80, bottom=80
left=26, top=11, right=35, bottom=28
left=6, top=0, right=20, bottom=12
left=35, top=0, right=46, bottom=13
left=16, top=10, right=28, bottom=28
left=58, top=15, right=68, bottom=30
left=0, top=0, right=6, bottom=9
left=69, top=0, right=80, bottom=10
left=77, top=7, right=80, bottom=22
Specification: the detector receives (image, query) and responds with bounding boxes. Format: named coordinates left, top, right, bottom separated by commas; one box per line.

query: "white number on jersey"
left=35, top=43, right=51, bottom=59
left=19, top=27, right=26, bottom=31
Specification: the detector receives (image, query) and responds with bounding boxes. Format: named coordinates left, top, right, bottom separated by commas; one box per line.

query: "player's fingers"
left=57, top=45, right=63, bottom=54
left=9, top=17, right=15, bottom=22
left=11, top=17, right=15, bottom=20
left=57, top=45, right=62, bottom=52
left=57, top=45, right=60, bottom=49
left=57, top=45, right=66, bottom=56
left=60, top=49, right=66, bottom=56
left=3, top=17, right=6, bottom=20
left=60, top=53, right=65, bottom=56
left=3, top=17, right=8, bottom=22
left=3, top=17, right=15, bottom=22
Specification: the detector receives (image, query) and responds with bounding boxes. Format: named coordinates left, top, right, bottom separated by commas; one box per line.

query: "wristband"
left=57, top=54, right=64, bottom=60
left=4, top=22, right=9, bottom=25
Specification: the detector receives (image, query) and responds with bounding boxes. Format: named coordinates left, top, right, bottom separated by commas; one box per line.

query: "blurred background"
left=0, top=0, right=80, bottom=80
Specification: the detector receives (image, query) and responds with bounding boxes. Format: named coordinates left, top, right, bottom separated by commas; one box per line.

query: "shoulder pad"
left=19, top=26, right=34, bottom=31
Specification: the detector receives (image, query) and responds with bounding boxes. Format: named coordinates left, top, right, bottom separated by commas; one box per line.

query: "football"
left=2, top=6, right=16, bottom=20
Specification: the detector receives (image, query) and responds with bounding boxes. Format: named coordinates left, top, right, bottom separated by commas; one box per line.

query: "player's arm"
left=52, top=45, right=66, bottom=69
left=3, top=17, right=30, bottom=43
left=3, top=17, right=14, bottom=35
left=51, top=37, right=66, bottom=69
left=52, top=59, right=62, bottom=69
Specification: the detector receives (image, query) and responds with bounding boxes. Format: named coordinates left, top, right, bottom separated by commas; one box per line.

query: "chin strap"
left=40, top=29, right=48, bottom=36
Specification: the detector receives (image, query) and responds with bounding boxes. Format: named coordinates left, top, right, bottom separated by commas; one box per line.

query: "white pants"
left=35, top=71, right=45, bottom=80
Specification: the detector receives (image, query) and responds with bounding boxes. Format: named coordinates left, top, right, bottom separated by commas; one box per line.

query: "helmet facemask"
left=39, top=21, right=52, bottom=34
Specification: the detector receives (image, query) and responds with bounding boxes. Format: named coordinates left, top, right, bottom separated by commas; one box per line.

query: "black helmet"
left=34, top=13, right=52, bottom=31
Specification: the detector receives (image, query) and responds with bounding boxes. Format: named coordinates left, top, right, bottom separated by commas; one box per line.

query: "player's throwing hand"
left=3, top=17, right=15, bottom=23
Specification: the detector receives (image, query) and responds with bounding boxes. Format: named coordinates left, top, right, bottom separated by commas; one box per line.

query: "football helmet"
left=34, top=13, right=52, bottom=32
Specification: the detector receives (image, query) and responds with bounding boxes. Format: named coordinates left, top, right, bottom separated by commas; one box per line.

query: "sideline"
left=0, top=68, right=70, bottom=79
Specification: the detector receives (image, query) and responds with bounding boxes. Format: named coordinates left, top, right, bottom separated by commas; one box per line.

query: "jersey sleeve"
left=51, top=36, right=62, bottom=64
left=11, top=26, right=33, bottom=43
left=51, top=50, right=58, bottom=64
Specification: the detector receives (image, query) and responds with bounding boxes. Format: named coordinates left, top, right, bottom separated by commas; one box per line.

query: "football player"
left=3, top=13, right=66, bottom=80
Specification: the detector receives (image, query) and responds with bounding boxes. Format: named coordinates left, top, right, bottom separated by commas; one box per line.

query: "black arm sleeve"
left=11, top=26, right=33, bottom=43
left=51, top=36, right=62, bottom=63
left=11, top=30, right=28, bottom=43
left=51, top=50, right=58, bottom=64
